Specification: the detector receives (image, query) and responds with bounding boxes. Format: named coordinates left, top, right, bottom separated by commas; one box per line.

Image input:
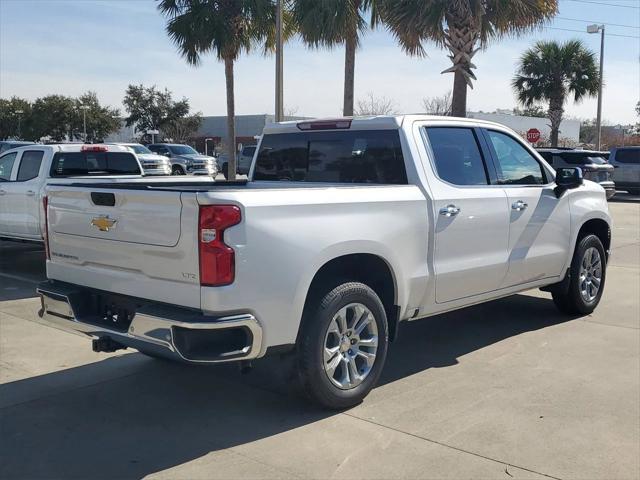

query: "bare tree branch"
left=354, top=92, right=397, bottom=116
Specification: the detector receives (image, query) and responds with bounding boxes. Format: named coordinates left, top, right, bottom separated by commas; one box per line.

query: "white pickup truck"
left=0, top=144, right=144, bottom=242
left=37, top=116, right=612, bottom=408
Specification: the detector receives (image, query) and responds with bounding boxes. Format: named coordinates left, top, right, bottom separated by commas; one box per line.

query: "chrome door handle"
left=0, top=189, right=5, bottom=195
left=512, top=200, right=528, bottom=211
left=26, top=190, right=36, bottom=196
left=439, top=204, right=461, bottom=217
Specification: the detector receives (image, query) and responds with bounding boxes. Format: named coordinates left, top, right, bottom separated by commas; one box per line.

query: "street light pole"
left=15, top=110, right=23, bottom=139
left=79, top=105, right=90, bottom=142
left=275, top=0, right=284, bottom=122
left=588, top=24, right=605, bottom=150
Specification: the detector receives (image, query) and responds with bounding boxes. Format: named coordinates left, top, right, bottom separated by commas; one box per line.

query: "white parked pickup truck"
left=0, top=144, right=144, bottom=242
left=37, top=116, right=612, bottom=408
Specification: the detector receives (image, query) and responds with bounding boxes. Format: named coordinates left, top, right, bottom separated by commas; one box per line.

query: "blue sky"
left=1, top=0, right=638, bottom=123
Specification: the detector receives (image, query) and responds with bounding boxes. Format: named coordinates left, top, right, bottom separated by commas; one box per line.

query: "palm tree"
left=513, top=40, right=599, bottom=147
left=158, top=0, right=276, bottom=180
left=292, top=0, right=378, bottom=117
left=378, top=0, right=558, bottom=117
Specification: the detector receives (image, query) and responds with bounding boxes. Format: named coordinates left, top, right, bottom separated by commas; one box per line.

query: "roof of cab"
left=3, top=144, right=135, bottom=153
left=262, top=114, right=513, bottom=134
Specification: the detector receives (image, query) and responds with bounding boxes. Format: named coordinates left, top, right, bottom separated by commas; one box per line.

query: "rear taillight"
left=42, top=196, right=50, bottom=260
left=198, top=205, right=241, bottom=286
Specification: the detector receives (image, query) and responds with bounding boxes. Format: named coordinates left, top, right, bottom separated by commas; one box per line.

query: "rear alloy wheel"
left=297, top=282, right=388, bottom=409
left=172, top=165, right=185, bottom=175
left=552, top=234, right=606, bottom=315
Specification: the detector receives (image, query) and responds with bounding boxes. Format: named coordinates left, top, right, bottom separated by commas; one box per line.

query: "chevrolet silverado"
left=37, top=116, right=611, bottom=408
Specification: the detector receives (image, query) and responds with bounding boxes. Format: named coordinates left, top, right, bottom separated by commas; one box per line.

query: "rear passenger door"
left=423, top=127, right=510, bottom=303
left=482, top=129, right=570, bottom=287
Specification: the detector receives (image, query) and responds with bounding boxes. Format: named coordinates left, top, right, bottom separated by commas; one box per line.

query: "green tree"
left=123, top=84, right=190, bottom=139
left=30, top=95, right=76, bottom=142
left=158, top=0, right=277, bottom=180
left=513, top=40, right=599, bottom=147
left=378, top=0, right=558, bottom=117
left=292, top=0, right=377, bottom=116
left=73, top=92, right=121, bottom=142
left=0, top=97, right=32, bottom=140
left=513, top=105, right=547, bottom=118
left=162, top=113, right=203, bottom=143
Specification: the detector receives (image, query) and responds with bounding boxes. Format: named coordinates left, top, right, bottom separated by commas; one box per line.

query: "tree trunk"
left=224, top=56, right=236, bottom=181
left=548, top=96, right=564, bottom=148
left=451, top=70, right=468, bottom=117
left=343, top=28, right=357, bottom=117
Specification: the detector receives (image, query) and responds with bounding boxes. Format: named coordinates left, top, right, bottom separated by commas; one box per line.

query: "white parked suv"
left=37, top=116, right=611, bottom=408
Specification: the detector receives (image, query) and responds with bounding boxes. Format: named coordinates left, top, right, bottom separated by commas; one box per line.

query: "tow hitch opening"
left=92, top=337, right=127, bottom=353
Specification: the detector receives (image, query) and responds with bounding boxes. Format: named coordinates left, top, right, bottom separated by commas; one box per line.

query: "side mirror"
left=554, top=167, right=583, bottom=197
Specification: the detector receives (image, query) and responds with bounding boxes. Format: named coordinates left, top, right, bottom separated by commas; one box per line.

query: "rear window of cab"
left=253, top=129, right=407, bottom=184
left=50, top=152, right=141, bottom=177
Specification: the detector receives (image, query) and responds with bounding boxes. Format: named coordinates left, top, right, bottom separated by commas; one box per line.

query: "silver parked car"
left=609, top=147, right=640, bottom=196
left=537, top=148, right=616, bottom=199
left=112, top=143, right=171, bottom=176
left=148, top=143, right=218, bottom=176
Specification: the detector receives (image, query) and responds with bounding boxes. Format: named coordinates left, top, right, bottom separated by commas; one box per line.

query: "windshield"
left=168, top=145, right=198, bottom=155
left=129, top=144, right=152, bottom=155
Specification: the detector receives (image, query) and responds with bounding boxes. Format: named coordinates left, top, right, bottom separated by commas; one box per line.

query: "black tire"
left=172, top=165, right=185, bottom=175
left=552, top=234, right=606, bottom=315
left=221, top=163, right=229, bottom=179
left=627, top=189, right=640, bottom=196
left=297, top=282, right=389, bottom=410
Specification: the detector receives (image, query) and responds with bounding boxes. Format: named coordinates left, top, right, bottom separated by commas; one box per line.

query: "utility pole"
left=15, top=110, right=23, bottom=139
left=588, top=24, right=605, bottom=150
left=275, top=0, right=284, bottom=122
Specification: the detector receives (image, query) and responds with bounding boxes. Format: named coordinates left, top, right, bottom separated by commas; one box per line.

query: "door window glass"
left=615, top=149, right=640, bottom=164
left=487, top=130, right=545, bottom=185
left=16, top=151, right=44, bottom=181
left=425, top=127, right=489, bottom=185
left=0, top=152, right=17, bottom=180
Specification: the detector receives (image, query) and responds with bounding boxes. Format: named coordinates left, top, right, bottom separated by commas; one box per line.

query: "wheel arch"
left=299, top=253, right=401, bottom=342
left=577, top=218, right=611, bottom=260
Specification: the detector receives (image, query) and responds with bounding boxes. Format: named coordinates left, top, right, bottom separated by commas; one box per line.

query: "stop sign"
left=526, top=128, right=541, bottom=143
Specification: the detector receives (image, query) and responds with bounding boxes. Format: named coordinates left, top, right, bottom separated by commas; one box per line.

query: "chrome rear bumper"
left=37, top=282, right=262, bottom=364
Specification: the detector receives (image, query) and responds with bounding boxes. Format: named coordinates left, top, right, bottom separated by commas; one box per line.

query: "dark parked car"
left=537, top=148, right=615, bottom=199
left=609, top=146, right=640, bottom=195
left=0, top=141, right=34, bottom=154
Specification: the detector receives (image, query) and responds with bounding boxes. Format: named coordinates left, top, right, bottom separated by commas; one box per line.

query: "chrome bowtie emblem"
left=91, top=216, right=117, bottom=232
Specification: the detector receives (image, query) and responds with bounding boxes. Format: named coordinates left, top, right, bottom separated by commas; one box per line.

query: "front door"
left=423, top=126, right=511, bottom=303
left=0, top=151, right=20, bottom=236
left=482, top=129, right=571, bottom=286
left=12, top=150, right=45, bottom=237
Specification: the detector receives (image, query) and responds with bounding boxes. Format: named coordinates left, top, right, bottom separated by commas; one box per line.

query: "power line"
left=563, top=0, right=640, bottom=9
left=544, top=26, right=640, bottom=38
left=557, top=16, right=640, bottom=29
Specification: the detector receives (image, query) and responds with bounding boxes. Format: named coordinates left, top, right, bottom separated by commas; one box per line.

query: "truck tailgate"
left=45, top=185, right=202, bottom=308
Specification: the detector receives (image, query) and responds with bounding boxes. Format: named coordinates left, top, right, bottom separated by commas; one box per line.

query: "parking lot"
left=0, top=194, right=638, bottom=480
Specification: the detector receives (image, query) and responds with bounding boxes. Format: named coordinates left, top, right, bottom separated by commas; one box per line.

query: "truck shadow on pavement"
left=0, top=293, right=574, bottom=480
